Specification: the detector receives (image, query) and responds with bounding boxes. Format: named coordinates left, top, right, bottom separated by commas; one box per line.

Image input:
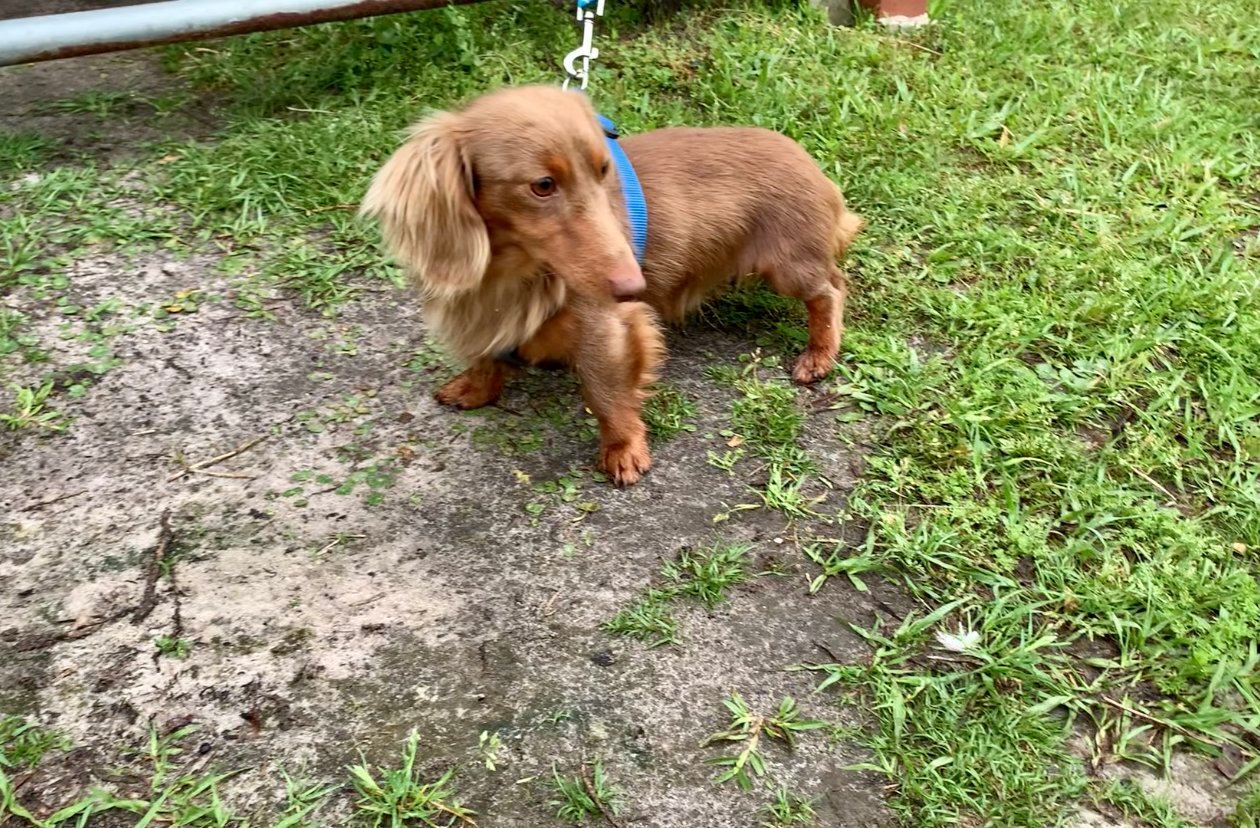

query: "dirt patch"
left=0, top=230, right=897, bottom=824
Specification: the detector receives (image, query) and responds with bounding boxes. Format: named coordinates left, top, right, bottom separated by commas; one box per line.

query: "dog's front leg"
left=585, top=381, right=651, bottom=487
left=435, top=357, right=509, bottom=409
left=573, top=303, right=664, bottom=487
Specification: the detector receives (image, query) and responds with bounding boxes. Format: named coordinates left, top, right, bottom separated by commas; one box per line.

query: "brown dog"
left=362, top=85, right=862, bottom=486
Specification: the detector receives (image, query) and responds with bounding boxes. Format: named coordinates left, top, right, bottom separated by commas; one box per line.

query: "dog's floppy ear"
left=361, top=112, right=489, bottom=297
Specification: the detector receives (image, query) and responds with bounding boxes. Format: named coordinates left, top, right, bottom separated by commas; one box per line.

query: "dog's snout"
left=609, top=256, right=645, bottom=301
left=611, top=276, right=645, bottom=301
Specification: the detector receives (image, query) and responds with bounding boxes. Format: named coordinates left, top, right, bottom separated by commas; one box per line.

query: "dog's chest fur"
left=422, top=269, right=566, bottom=363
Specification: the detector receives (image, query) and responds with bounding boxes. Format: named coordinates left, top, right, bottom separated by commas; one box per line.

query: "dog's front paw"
left=436, top=372, right=500, bottom=409
left=791, top=349, right=836, bottom=385
left=601, top=438, right=652, bottom=487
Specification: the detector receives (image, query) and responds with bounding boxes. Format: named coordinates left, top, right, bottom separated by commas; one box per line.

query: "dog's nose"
left=609, top=256, right=645, bottom=301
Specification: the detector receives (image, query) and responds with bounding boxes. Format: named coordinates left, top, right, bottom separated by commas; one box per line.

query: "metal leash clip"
left=562, top=0, right=605, bottom=90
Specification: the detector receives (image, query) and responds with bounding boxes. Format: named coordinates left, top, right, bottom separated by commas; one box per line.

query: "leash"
left=560, top=0, right=648, bottom=265
left=562, top=0, right=604, bottom=91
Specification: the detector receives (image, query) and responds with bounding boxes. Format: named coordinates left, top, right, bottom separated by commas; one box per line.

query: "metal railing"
left=0, top=0, right=482, bottom=67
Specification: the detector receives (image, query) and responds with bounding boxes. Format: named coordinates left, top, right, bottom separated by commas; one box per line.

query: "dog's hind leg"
left=436, top=358, right=509, bottom=409
left=762, top=263, right=848, bottom=385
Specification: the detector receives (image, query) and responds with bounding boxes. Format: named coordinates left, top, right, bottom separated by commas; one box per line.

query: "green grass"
left=41, top=90, right=139, bottom=119
left=154, top=634, right=191, bottom=659
left=701, top=693, right=827, bottom=790
left=603, top=590, right=680, bottom=646
left=273, top=770, right=341, bottom=828
left=604, top=540, right=755, bottom=646
left=0, top=309, right=27, bottom=357
left=0, top=717, right=67, bottom=770
left=2, top=723, right=251, bottom=827
left=0, top=723, right=436, bottom=828
left=1234, top=785, right=1260, bottom=828
left=759, top=786, right=818, bottom=827
left=1, top=382, right=66, bottom=432
left=347, top=730, right=474, bottom=827
left=548, top=760, right=623, bottom=824
left=1098, top=779, right=1197, bottom=828
left=708, top=354, right=820, bottom=517
left=0, top=133, right=59, bottom=173
left=803, top=592, right=1091, bottom=819
left=642, top=382, right=699, bottom=440
left=0, top=160, right=184, bottom=419
left=704, top=286, right=809, bottom=355
left=2, top=0, right=1258, bottom=822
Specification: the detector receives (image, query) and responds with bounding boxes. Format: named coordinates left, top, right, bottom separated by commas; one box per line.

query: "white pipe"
left=0, top=0, right=473, bottom=67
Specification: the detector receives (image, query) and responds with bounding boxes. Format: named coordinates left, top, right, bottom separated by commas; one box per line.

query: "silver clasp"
left=562, top=0, right=605, bottom=90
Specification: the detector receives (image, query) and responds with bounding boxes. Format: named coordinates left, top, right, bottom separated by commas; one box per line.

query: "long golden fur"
left=362, top=85, right=862, bottom=486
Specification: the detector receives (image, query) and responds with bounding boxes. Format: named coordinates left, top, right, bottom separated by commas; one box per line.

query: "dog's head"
left=361, top=86, right=644, bottom=302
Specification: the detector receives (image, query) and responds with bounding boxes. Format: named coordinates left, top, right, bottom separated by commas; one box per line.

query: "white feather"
left=935, top=627, right=981, bottom=653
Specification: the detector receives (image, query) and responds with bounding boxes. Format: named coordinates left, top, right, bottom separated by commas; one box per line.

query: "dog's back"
left=622, top=126, right=857, bottom=320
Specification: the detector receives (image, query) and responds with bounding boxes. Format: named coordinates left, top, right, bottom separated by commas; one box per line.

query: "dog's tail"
left=833, top=201, right=865, bottom=259
left=619, top=302, right=665, bottom=401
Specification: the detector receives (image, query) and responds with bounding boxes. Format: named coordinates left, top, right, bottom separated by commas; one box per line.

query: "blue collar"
left=596, top=114, right=648, bottom=265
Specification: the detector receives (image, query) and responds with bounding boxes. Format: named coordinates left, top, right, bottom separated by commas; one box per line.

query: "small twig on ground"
left=189, top=469, right=257, bottom=480
left=433, top=802, right=479, bottom=827
left=314, top=534, right=364, bottom=556
left=13, top=632, right=67, bottom=653
left=814, top=640, right=846, bottom=663
left=67, top=607, right=135, bottom=638
left=132, top=509, right=174, bottom=625
left=540, top=590, right=561, bottom=618
left=582, top=764, right=624, bottom=828
left=897, top=38, right=942, bottom=56
left=18, top=508, right=189, bottom=650
left=1099, top=695, right=1254, bottom=754
left=168, top=435, right=267, bottom=482
left=9, top=769, right=36, bottom=794
left=491, top=401, right=524, bottom=417
left=350, top=592, right=383, bottom=608
left=168, top=551, right=184, bottom=642
left=870, top=595, right=907, bottom=623
left=305, top=202, right=358, bottom=214
left=15, top=605, right=136, bottom=651
left=922, top=652, right=984, bottom=667
left=859, top=28, right=943, bottom=56
left=1126, top=466, right=1178, bottom=503
left=809, top=391, right=841, bottom=411
left=19, top=490, right=87, bottom=512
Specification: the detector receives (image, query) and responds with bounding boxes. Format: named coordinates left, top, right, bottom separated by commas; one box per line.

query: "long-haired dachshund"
left=362, top=85, right=862, bottom=486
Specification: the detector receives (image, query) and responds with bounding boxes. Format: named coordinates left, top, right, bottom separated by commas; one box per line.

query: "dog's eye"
left=600, top=160, right=610, bottom=178
left=530, top=177, right=557, bottom=197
